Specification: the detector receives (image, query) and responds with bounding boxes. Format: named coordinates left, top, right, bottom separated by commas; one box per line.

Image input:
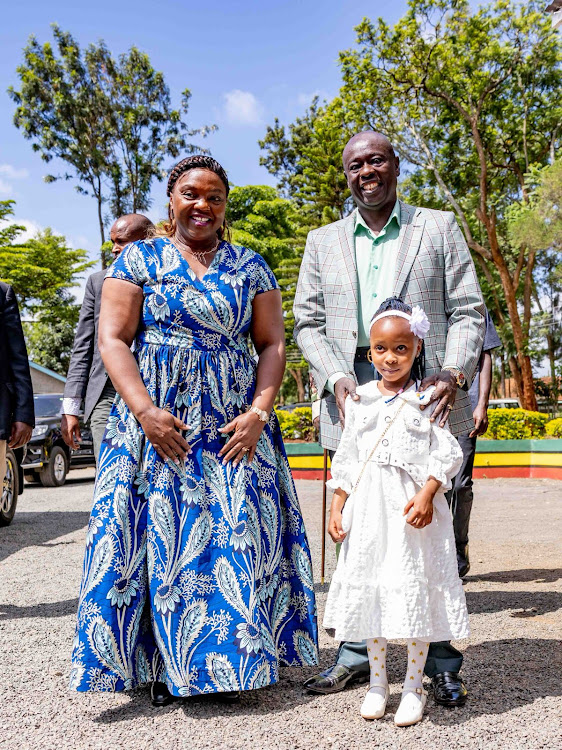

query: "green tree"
left=226, top=185, right=311, bottom=401
left=508, top=159, right=562, bottom=407
left=336, top=0, right=561, bottom=409
left=9, top=25, right=213, bottom=264
left=0, top=201, right=94, bottom=374
left=260, top=98, right=352, bottom=222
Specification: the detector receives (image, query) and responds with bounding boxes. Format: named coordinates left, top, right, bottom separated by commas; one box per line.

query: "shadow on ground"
left=0, top=598, right=79, bottom=620
left=465, top=568, right=562, bottom=584
left=0, top=511, right=90, bottom=564
left=466, top=590, right=562, bottom=616
left=91, top=637, right=561, bottom=725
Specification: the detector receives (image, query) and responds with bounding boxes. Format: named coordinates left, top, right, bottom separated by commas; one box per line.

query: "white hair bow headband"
left=370, top=305, right=431, bottom=339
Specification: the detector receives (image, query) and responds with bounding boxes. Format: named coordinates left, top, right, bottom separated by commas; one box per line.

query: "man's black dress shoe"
left=431, top=672, right=468, bottom=707
left=303, top=664, right=370, bottom=694
left=457, top=544, right=470, bottom=578
left=151, top=681, right=176, bottom=707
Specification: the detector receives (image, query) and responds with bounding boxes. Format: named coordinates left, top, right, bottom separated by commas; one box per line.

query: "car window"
left=34, top=395, right=63, bottom=418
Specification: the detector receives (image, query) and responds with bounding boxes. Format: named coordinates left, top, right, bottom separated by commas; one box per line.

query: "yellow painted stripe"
left=288, top=455, right=330, bottom=469
left=475, top=452, right=562, bottom=468
left=289, top=452, right=562, bottom=469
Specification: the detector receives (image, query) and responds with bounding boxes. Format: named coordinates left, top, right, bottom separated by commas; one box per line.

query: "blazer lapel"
left=393, top=202, right=425, bottom=298
left=336, top=211, right=359, bottom=305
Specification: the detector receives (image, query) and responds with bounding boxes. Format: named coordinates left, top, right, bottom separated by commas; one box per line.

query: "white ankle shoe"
left=360, top=683, right=390, bottom=720
left=394, top=686, right=427, bottom=727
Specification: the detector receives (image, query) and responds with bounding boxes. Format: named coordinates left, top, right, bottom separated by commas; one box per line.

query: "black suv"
left=22, top=393, right=96, bottom=487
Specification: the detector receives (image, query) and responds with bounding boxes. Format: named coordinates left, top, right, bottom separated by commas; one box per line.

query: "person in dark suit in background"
left=0, top=281, right=34, bottom=484
left=61, top=214, right=153, bottom=461
left=447, top=308, right=501, bottom=578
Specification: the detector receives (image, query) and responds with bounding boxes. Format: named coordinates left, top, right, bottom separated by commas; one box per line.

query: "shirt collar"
left=354, top=200, right=401, bottom=239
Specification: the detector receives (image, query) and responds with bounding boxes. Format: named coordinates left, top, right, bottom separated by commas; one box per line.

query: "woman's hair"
left=371, top=296, right=426, bottom=381
left=150, top=155, right=231, bottom=241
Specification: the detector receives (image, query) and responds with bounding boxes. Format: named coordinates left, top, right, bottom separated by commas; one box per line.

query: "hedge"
left=275, top=407, right=315, bottom=441
left=545, top=417, right=562, bottom=438
left=275, top=405, right=562, bottom=442
left=485, top=408, right=549, bottom=440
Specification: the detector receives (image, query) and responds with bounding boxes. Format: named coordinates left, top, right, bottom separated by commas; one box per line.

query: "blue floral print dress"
left=70, top=238, right=318, bottom=696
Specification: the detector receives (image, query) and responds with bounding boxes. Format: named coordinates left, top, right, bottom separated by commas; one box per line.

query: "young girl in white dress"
left=323, top=298, right=469, bottom=727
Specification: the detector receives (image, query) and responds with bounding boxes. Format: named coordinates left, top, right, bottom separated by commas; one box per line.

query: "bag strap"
left=350, top=400, right=406, bottom=494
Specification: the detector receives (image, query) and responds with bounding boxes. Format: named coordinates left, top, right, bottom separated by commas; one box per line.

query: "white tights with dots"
left=366, top=638, right=429, bottom=693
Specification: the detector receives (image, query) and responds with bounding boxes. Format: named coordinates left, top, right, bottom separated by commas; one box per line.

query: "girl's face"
left=370, top=316, right=422, bottom=386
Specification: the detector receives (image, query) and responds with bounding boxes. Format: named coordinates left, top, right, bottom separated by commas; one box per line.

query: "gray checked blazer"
left=63, top=269, right=110, bottom=422
left=293, top=202, right=485, bottom=450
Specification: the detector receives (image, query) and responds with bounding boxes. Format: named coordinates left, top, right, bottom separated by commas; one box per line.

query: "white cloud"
left=0, top=179, right=12, bottom=196
left=0, top=164, right=30, bottom=196
left=0, top=165, right=29, bottom=180
left=223, top=90, right=264, bottom=126
left=0, top=217, right=69, bottom=244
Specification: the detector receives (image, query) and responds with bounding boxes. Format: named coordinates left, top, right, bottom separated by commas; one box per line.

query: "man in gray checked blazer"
left=294, top=131, right=485, bottom=707
left=61, top=214, right=153, bottom=462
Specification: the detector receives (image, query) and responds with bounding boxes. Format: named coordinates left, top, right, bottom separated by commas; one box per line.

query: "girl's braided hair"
left=150, top=155, right=231, bottom=241
left=166, top=154, right=230, bottom=197
left=371, top=296, right=426, bottom=381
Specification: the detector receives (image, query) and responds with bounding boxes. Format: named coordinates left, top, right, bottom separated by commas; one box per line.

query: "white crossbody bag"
left=341, top=400, right=406, bottom=533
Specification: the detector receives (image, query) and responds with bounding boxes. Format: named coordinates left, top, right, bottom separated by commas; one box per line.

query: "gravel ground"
left=0, top=472, right=560, bottom=750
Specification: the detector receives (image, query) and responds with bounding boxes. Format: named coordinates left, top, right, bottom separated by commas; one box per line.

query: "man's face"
left=110, top=219, right=139, bottom=259
left=343, top=134, right=400, bottom=213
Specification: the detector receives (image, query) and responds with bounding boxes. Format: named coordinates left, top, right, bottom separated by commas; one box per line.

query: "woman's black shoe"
left=151, top=681, right=176, bottom=707
left=216, top=690, right=241, bottom=703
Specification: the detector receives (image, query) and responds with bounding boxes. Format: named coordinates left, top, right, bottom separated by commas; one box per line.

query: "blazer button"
left=413, top=418, right=420, bottom=426
left=352, top=331, right=357, bottom=338
left=385, top=415, right=392, bottom=422
left=382, top=439, right=389, bottom=446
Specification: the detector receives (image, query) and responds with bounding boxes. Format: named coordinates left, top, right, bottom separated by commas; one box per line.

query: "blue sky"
left=1, top=0, right=409, bottom=293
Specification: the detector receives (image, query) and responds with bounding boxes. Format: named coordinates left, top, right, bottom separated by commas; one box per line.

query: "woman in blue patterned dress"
left=70, top=156, right=318, bottom=706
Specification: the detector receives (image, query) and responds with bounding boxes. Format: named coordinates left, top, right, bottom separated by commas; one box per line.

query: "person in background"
left=0, top=281, right=34, bottom=483
left=448, top=309, right=501, bottom=577
left=61, top=214, right=153, bottom=461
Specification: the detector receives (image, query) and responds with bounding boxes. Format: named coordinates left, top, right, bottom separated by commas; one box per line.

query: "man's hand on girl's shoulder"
left=419, top=370, right=457, bottom=427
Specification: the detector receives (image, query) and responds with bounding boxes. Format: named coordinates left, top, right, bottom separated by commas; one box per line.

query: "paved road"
left=1, top=471, right=560, bottom=749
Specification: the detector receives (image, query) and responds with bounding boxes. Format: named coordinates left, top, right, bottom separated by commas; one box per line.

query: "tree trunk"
left=509, top=355, right=525, bottom=406
left=288, top=368, right=306, bottom=402
left=97, top=194, right=106, bottom=269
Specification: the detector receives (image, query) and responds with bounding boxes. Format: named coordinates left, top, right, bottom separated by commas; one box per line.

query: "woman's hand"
left=218, top=411, right=265, bottom=466
left=138, top=406, right=191, bottom=465
left=403, top=489, right=434, bottom=528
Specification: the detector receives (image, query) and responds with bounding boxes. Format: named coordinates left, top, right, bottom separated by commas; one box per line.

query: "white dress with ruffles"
left=323, top=382, right=470, bottom=643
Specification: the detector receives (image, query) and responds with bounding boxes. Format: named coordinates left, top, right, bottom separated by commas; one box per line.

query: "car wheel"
left=25, top=471, right=41, bottom=484
left=40, top=445, right=69, bottom=487
left=0, top=449, right=20, bottom=526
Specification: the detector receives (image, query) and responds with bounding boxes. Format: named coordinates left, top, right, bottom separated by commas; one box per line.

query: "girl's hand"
left=139, top=406, right=191, bottom=464
left=328, top=509, right=347, bottom=543
left=328, top=489, right=348, bottom=543
left=403, top=490, right=434, bottom=529
left=218, top=411, right=266, bottom=466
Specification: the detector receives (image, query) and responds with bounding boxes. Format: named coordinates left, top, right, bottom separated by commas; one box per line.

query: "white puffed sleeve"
left=326, top=396, right=360, bottom=494
left=426, top=409, right=463, bottom=490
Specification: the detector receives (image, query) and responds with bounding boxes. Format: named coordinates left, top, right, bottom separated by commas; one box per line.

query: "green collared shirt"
left=355, top=200, right=401, bottom=347
left=326, top=200, right=402, bottom=393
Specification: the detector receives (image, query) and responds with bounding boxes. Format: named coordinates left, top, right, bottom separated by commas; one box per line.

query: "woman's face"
left=370, top=316, right=422, bottom=385
left=170, top=168, right=227, bottom=244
